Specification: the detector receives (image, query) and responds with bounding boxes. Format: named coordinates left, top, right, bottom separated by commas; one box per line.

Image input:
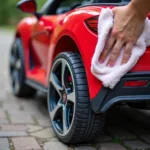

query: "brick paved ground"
left=1, top=29, right=150, bottom=150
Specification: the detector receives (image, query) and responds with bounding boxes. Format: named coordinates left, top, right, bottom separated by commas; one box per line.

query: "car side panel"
left=16, top=6, right=109, bottom=100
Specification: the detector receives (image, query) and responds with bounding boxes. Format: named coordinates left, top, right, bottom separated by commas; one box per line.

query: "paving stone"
left=8, top=109, right=42, bottom=117
left=75, top=146, right=96, bottom=150
left=10, top=114, right=35, bottom=124
left=30, top=128, right=55, bottom=139
left=0, top=131, right=27, bottom=137
left=7, top=110, right=24, bottom=115
left=26, top=125, right=43, bottom=133
left=140, top=134, right=150, bottom=144
left=0, top=125, right=27, bottom=131
left=0, top=91, right=7, bottom=100
left=37, top=138, right=48, bottom=147
left=0, top=138, right=10, bottom=150
left=12, top=137, right=41, bottom=150
left=100, top=143, right=127, bottom=150
left=0, top=119, right=9, bottom=124
left=3, top=103, right=21, bottom=111
left=108, top=127, right=136, bottom=140
left=34, top=114, right=49, bottom=120
left=8, top=110, right=34, bottom=116
left=0, top=111, right=6, bottom=118
left=44, top=141, right=68, bottom=150
left=20, top=102, right=41, bottom=114
left=2, top=98, right=18, bottom=104
left=124, top=140, right=150, bottom=150
left=47, top=137, right=59, bottom=142
left=37, top=118, right=51, bottom=127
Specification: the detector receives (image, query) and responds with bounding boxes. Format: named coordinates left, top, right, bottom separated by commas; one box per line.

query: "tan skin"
left=99, top=0, right=150, bottom=67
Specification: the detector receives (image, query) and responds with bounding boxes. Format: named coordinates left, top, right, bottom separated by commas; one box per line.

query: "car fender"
left=16, top=17, right=36, bottom=72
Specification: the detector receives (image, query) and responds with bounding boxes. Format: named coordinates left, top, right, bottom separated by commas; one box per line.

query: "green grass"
left=112, top=137, right=122, bottom=144
left=8, top=138, right=15, bottom=150
left=5, top=111, right=11, bottom=122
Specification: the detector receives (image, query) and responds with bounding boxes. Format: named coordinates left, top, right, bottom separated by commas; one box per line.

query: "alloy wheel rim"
left=48, top=58, right=76, bottom=136
left=9, top=43, right=21, bottom=94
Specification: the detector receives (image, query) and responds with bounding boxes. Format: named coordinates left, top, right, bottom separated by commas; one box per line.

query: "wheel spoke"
left=12, top=70, right=17, bottom=82
left=12, top=46, right=18, bottom=59
left=67, top=91, right=75, bottom=103
left=50, top=103, right=62, bottom=121
left=61, top=60, right=66, bottom=87
left=63, top=106, right=68, bottom=134
left=14, top=77, right=19, bottom=92
left=50, top=73, right=63, bottom=96
left=10, top=56, right=16, bottom=67
left=15, top=59, right=21, bottom=70
left=12, top=70, right=19, bottom=92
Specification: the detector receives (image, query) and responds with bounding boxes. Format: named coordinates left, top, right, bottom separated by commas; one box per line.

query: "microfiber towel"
left=91, top=8, right=150, bottom=89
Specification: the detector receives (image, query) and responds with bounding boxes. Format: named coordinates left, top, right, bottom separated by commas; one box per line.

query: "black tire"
left=48, top=52, right=105, bottom=144
left=9, top=38, right=36, bottom=97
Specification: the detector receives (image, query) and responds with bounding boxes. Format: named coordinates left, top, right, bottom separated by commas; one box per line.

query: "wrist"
left=129, top=0, right=149, bottom=21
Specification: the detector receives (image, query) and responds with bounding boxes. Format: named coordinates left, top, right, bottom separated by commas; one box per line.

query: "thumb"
left=112, top=7, right=117, bottom=15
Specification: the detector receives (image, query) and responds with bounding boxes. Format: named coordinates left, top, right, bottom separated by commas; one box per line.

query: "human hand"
left=99, top=4, right=146, bottom=66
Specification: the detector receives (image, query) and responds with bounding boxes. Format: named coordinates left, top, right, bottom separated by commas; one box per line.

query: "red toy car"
left=9, top=0, right=150, bottom=144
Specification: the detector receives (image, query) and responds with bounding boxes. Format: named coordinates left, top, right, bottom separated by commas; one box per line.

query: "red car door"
left=30, top=16, right=53, bottom=84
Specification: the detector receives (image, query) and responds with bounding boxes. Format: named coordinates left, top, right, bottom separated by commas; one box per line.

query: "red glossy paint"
left=16, top=5, right=150, bottom=100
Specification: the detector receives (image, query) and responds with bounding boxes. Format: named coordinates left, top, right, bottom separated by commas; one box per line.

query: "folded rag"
left=91, top=8, right=150, bottom=89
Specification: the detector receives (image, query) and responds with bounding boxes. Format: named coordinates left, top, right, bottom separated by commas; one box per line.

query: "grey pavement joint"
left=30, top=128, right=55, bottom=139
left=26, top=125, right=43, bottom=133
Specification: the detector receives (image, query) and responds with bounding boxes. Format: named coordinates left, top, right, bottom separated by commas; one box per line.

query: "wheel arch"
left=46, top=35, right=85, bottom=87
left=52, top=35, right=81, bottom=60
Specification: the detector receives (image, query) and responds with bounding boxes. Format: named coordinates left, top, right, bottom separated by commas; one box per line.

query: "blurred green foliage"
left=0, top=0, right=45, bottom=26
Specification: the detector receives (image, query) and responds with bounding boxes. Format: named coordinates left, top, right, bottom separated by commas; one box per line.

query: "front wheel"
left=48, top=52, right=105, bottom=144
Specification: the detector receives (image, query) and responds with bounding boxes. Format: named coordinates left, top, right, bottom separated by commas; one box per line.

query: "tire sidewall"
left=10, top=38, right=25, bottom=96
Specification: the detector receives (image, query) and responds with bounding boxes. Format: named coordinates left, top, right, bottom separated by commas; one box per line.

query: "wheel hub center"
left=63, top=93, right=67, bottom=104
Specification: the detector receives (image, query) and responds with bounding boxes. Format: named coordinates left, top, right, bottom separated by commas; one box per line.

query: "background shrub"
left=0, top=0, right=45, bottom=26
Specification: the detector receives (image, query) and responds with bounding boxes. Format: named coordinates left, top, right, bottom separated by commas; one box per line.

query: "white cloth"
left=91, top=8, right=150, bottom=89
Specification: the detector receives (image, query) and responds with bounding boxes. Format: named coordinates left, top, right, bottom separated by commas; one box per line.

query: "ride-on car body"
left=9, top=0, right=150, bottom=143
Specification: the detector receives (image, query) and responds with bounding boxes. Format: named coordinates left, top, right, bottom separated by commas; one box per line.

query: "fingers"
left=99, top=34, right=115, bottom=63
left=122, top=42, right=133, bottom=64
left=107, top=39, right=124, bottom=67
